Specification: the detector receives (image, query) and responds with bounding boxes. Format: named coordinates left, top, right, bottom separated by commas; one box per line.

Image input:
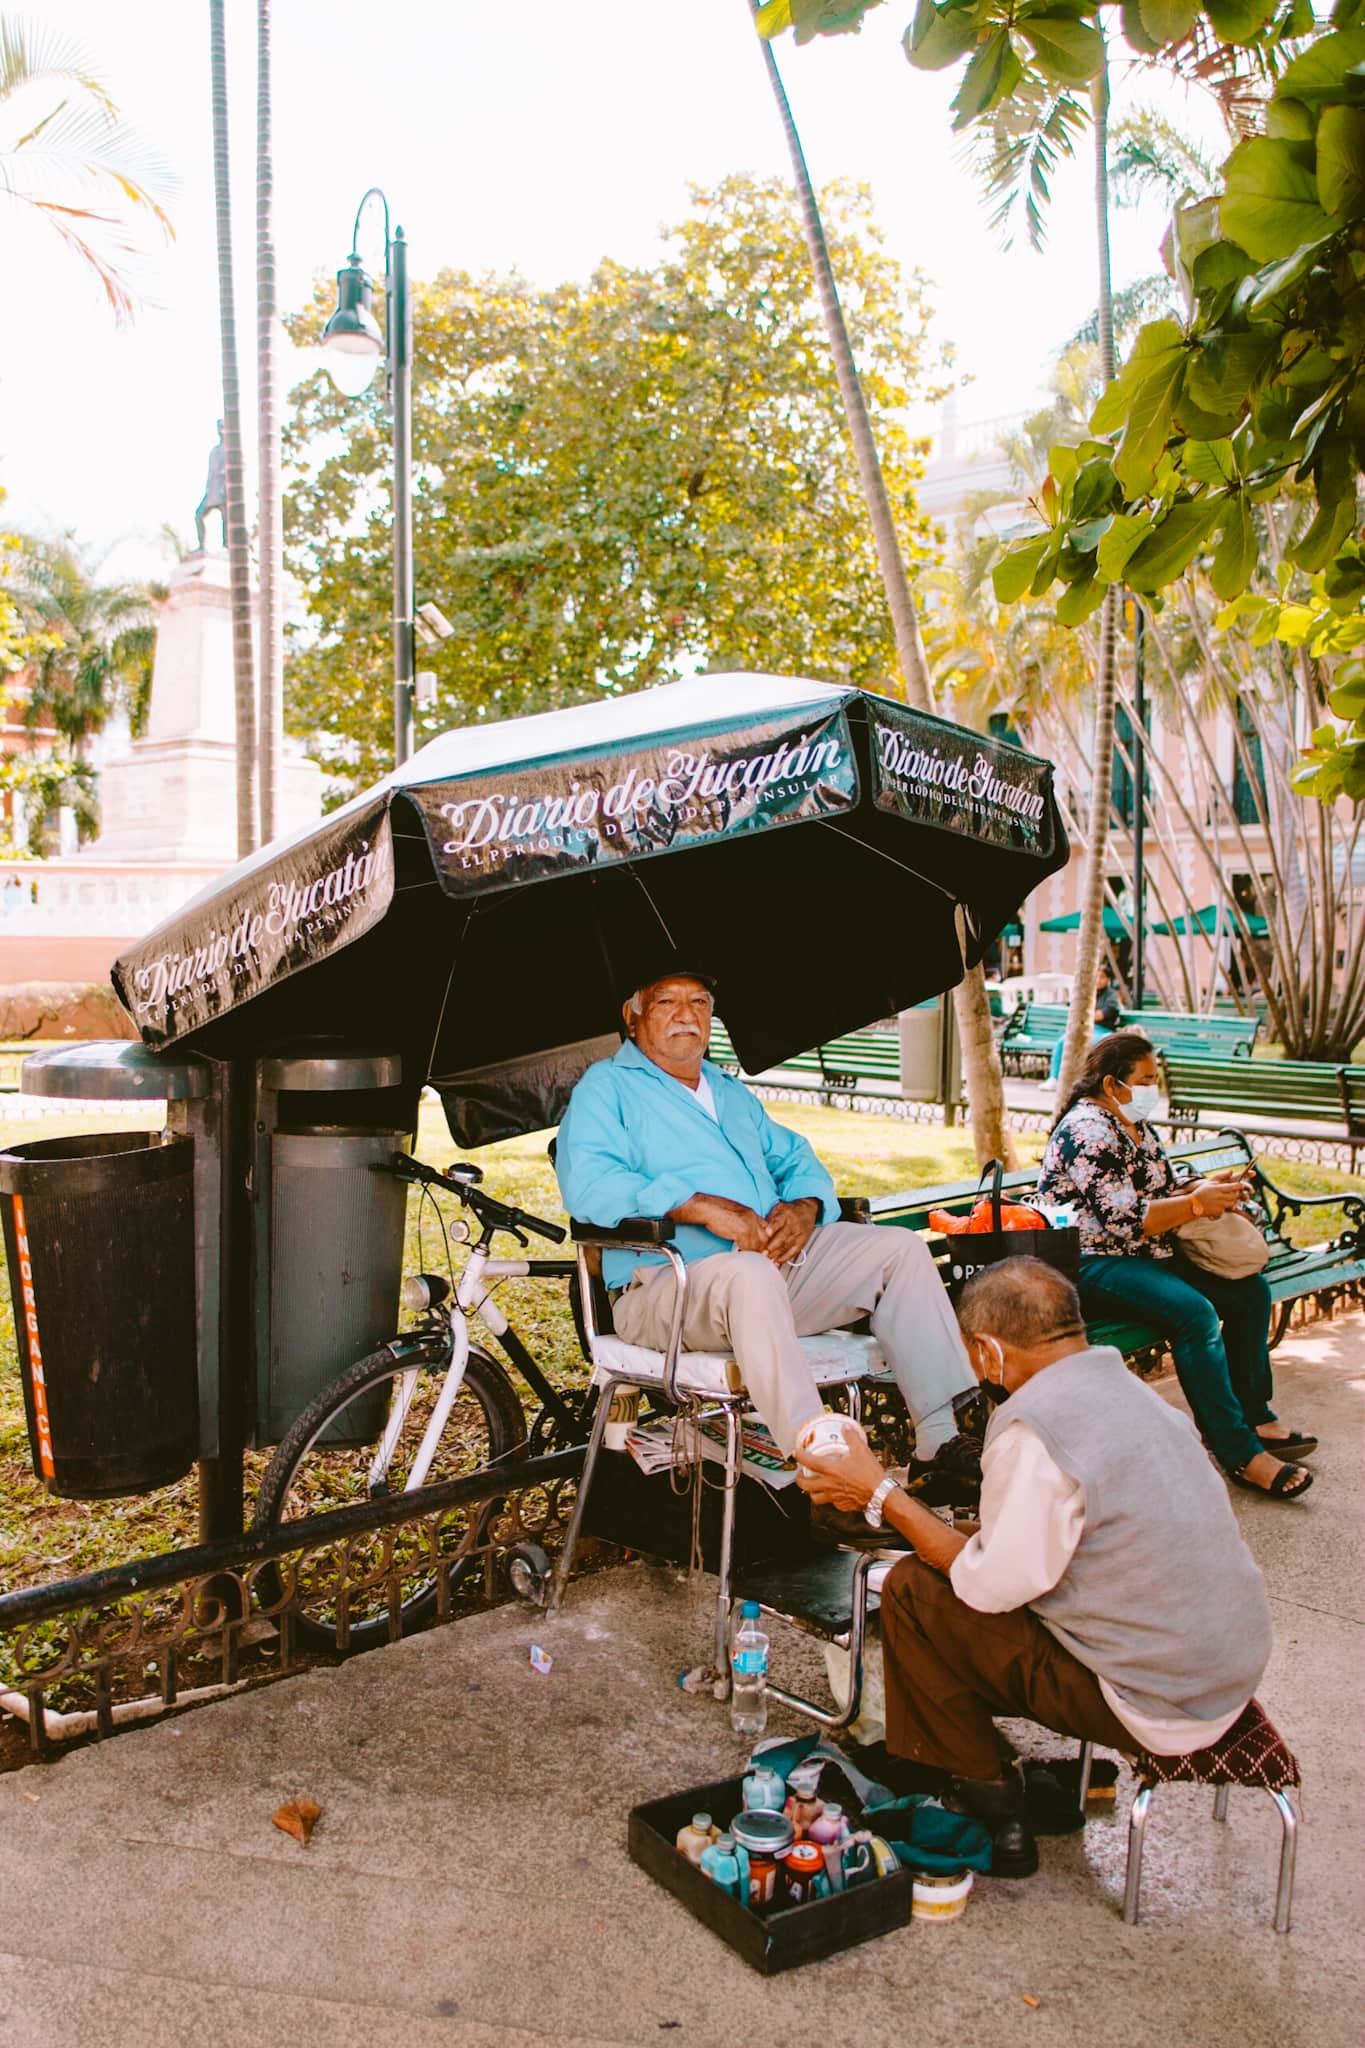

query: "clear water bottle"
left=730, top=1600, right=770, bottom=1737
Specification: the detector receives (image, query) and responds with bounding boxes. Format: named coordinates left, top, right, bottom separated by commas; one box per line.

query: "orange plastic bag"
left=929, top=1200, right=1048, bottom=1235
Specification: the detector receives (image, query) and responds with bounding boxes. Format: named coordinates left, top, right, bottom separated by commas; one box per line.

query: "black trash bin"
left=0, top=1131, right=198, bottom=1499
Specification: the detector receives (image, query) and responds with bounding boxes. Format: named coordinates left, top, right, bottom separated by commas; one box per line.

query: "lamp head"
left=322, top=255, right=384, bottom=396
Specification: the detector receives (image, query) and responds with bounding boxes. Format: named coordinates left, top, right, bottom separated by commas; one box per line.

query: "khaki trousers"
left=879, top=1555, right=1134, bottom=1781
left=611, top=1220, right=974, bottom=1458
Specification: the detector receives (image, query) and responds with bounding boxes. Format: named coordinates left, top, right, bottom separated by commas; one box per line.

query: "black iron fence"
left=0, top=1446, right=583, bottom=1760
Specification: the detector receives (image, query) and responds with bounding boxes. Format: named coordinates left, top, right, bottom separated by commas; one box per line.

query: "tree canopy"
left=760, top=0, right=1365, bottom=807
left=282, top=175, right=948, bottom=790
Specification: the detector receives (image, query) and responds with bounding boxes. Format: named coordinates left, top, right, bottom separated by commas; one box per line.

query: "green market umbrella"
left=1151, top=906, right=1270, bottom=939
left=1038, top=905, right=1129, bottom=937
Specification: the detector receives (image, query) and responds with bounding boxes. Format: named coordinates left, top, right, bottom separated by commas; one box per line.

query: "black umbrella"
left=112, top=675, right=1067, bottom=1143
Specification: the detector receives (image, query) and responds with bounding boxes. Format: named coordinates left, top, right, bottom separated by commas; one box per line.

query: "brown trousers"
left=878, top=1555, right=1135, bottom=1781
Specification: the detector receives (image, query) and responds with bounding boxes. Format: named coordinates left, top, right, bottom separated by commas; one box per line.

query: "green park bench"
left=868, top=1128, right=1365, bottom=1365
left=1001, top=1002, right=1257, bottom=1076
left=708, top=1023, right=900, bottom=1096
left=1161, top=1053, right=1365, bottom=1167
left=1123, top=1011, right=1258, bottom=1058
left=998, top=1002, right=1070, bottom=1074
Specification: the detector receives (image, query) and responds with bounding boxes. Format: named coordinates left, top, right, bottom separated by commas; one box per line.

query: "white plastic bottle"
left=730, top=1600, right=770, bottom=1737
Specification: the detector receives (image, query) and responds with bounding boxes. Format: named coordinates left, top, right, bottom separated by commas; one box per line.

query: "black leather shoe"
left=944, top=1771, right=1039, bottom=1878
left=903, top=1433, right=983, bottom=1511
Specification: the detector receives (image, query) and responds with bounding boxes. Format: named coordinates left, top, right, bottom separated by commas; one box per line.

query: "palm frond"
left=0, top=18, right=116, bottom=117
left=1068, top=271, right=1180, bottom=350
left=962, top=85, right=1088, bottom=254
left=1110, top=107, right=1218, bottom=208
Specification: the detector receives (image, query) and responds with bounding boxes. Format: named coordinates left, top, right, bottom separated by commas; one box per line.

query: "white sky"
left=1, top=0, right=1217, bottom=586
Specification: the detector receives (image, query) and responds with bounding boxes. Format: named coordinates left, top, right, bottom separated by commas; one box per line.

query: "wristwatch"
left=1189, top=1190, right=1206, bottom=1217
left=864, top=1475, right=898, bottom=1529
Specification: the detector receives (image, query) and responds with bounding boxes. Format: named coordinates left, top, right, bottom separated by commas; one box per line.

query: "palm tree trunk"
left=256, top=0, right=281, bottom=843
left=755, top=10, right=1014, bottom=1165
left=1056, top=46, right=1118, bottom=1102
left=209, top=0, right=257, bottom=858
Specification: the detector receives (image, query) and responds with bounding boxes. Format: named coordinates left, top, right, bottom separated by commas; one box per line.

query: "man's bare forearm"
left=882, top=1488, right=969, bottom=1574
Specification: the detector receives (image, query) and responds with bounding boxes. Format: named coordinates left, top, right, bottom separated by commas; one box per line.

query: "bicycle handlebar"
left=382, top=1153, right=568, bottom=1244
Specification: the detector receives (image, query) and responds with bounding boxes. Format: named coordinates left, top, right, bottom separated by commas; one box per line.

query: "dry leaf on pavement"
left=272, top=1797, right=321, bottom=1845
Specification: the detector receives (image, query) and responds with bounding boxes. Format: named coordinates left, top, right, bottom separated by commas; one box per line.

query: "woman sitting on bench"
left=1036, top=1030, right=1315, bottom=1502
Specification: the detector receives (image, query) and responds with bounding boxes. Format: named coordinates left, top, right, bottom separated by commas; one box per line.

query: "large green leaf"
left=1113, top=356, right=1189, bottom=492
left=1071, top=456, right=1120, bottom=518
left=1120, top=0, right=1165, bottom=50
left=1211, top=497, right=1258, bottom=597
left=1267, top=97, right=1316, bottom=142
left=993, top=534, right=1051, bottom=603
left=1291, top=489, right=1358, bottom=571
left=1137, top=0, right=1197, bottom=39
left=1056, top=573, right=1106, bottom=624
left=1183, top=437, right=1238, bottom=484
left=1016, top=9, right=1104, bottom=83
left=1317, top=103, right=1365, bottom=216
left=1096, top=511, right=1152, bottom=580
left=1245, top=236, right=1332, bottom=312
left=1278, top=27, right=1365, bottom=105
left=951, top=28, right=1023, bottom=124
left=1203, top=0, right=1276, bottom=41
left=1123, top=499, right=1220, bottom=589
left=1221, top=138, right=1337, bottom=260
left=905, top=0, right=980, bottom=71
left=1091, top=319, right=1185, bottom=434
left=1186, top=329, right=1276, bottom=413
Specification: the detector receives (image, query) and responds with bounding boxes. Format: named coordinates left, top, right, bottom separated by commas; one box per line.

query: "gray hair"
left=957, top=1258, right=1086, bottom=1349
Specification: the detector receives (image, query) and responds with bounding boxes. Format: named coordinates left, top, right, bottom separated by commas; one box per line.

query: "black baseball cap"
left=620, top=958, right=718, bottom=1002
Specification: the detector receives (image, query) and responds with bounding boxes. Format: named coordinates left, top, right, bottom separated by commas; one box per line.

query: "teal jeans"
left=1077, top=1252, right=1275, bottom=1473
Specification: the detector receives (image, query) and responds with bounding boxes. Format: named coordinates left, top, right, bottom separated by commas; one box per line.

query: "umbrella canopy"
left=1151, top=905, right=1269, bottom=939
left=1038, top=905, right=1129, bottom=937
left=113, top=675, right=1067, bottom=1143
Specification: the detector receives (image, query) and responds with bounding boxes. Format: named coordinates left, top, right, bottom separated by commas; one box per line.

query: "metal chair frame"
left=1077, top=1740, right=1299, bottom=1933
left=545, top=1213, right=873, bottom=1719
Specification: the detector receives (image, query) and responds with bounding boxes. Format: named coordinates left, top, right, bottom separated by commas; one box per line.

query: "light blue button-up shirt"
left=555, top=1038, right=840, bottom=1289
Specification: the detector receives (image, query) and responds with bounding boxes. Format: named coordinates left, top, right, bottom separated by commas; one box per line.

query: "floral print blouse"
left=1036, top=1098, right=1178, bottom=1259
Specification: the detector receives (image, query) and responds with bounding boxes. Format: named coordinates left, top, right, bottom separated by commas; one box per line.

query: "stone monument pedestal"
left=90, top=550, right=322, bottom=863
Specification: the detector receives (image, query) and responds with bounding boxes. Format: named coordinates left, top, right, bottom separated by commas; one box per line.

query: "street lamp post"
left=321, top=188, right=415, bottom=767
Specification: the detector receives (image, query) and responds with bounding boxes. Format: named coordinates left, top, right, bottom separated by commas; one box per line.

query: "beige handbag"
left=1176, top=1209, right=1270, bottom=1278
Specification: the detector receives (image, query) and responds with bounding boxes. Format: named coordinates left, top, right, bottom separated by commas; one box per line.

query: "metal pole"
left=389, top=226, right=415, bottom=767
left=1132, top=599, right=1146, bottom=1010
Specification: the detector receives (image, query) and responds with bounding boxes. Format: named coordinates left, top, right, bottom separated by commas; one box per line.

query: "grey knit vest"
left=986, top=1346, right=1272, bottom=1726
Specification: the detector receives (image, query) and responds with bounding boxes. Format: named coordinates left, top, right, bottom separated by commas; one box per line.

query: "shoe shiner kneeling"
left=794, top=1255, right=1273, bottom=1878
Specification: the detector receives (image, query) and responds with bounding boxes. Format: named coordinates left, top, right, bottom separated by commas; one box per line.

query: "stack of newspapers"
left=623, top=1415, right=799, bottom=1488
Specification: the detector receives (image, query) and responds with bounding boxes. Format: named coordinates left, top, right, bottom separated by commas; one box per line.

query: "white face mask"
left=1122, top=1082, right=1162, bottom=1124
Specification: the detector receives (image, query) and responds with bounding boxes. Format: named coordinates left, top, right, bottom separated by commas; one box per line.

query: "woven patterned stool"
left=1079, top=1697, right=1301, bottom=1933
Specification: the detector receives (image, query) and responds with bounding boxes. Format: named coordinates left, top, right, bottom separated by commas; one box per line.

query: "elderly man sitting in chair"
left=554, top=964, right=976, bottom=1478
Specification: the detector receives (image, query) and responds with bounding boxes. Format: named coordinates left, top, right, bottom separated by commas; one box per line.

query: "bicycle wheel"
left=252, top=1341, right=527, bottom=1650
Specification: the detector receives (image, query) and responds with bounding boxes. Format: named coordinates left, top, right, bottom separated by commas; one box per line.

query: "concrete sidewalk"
left=1, top=1316, right=1361, bottom=2048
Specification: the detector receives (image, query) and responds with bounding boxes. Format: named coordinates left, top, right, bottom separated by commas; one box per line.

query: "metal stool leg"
left=545, top=1376, right=617, bottom=1618
left=711, top=1402, right=742, bottom=1691
left=1271, top=1790, right=1297, bottom=1935
left=1213, top=1782, right=1230, bottom=1822
left=1077, top=1740, right=1094, bottom=1808
left=766, top=1549, right=876, bottom=1730
left=1123, top=1784, right=1153, bottom=1925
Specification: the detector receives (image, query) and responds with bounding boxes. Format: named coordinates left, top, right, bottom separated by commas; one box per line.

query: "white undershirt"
left=948, top=1421, right=1243, bottom=1755
left=690, top=1070, right=718, bottom=1120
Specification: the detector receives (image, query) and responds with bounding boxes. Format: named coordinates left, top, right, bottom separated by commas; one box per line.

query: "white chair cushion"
left=589, top=1327, right=882, bottom=1397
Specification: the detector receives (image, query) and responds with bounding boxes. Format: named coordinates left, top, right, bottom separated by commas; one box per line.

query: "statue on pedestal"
left=194, top=421, right=227, bottom=553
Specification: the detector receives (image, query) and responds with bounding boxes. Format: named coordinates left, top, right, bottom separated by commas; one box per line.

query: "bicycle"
left=252, top=1153, right=584, bottom=1649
